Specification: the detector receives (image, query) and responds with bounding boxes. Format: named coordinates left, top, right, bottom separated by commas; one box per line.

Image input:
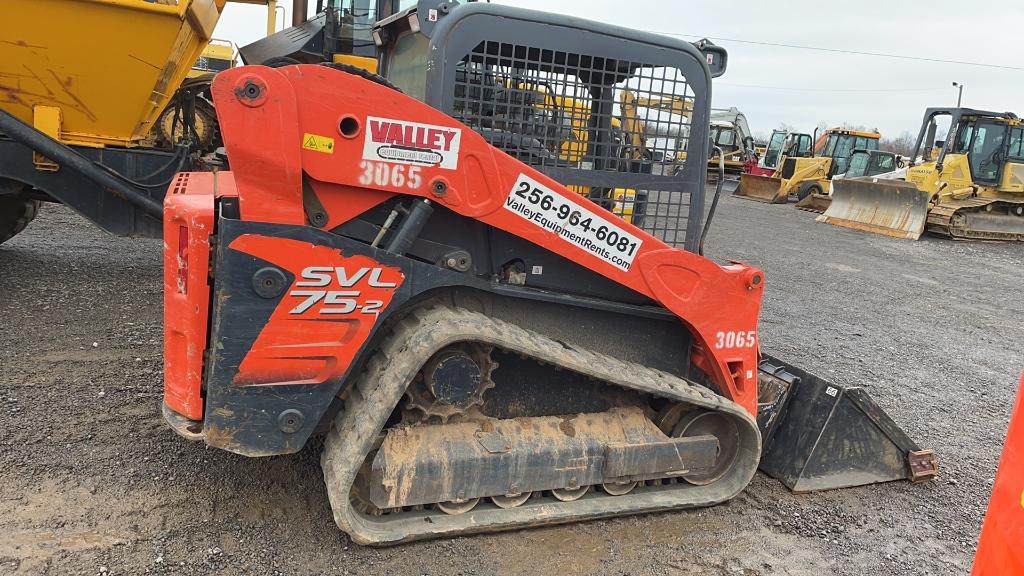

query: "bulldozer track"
left=926, top=197, right=1024, bottom=241
left=321, top=305, right=761, bottom=545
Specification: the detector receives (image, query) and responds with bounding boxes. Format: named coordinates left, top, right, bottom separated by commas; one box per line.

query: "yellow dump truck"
left=0, top=0, right=284, bottom=243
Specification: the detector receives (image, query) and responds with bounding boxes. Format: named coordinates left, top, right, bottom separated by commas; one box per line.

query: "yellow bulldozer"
left=821, top=107, right=1024, bottom=240
left=735, top=128, right=880, bottom=203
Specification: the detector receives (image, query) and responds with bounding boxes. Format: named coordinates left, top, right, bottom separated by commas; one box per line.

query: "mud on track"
left=0, top=198, right=1020, bottom=575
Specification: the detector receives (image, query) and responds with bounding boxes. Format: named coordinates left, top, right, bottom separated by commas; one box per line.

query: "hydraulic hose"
left=0, top=108, right=164, bottom=218
left=698, top=146, right=725, bottom=256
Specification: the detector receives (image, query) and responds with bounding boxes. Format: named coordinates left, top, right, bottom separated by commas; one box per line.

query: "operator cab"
left=820, top=129, right=880, bottom=176
left=762, top=130, right=812, bottom=171
left=917, top=108, right=1022, bottom=189
left=951, top=116, right=1012, bottom=185
left=710, top=124, right=738, bottom=155
left=843, top=149, right=900, bottom=179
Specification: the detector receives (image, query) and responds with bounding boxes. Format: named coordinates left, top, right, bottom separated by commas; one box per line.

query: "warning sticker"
left=504, top=173, right=643, bottom=271
left=302, top=133, right=335, bottom=154
left=362, top=116, right=461, bottom=170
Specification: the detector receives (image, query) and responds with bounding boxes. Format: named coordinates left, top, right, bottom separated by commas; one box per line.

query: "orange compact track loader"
left=3, top=0, right=937, bottom=546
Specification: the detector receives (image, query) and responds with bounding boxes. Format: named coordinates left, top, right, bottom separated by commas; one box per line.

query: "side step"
left=756, top=355, right=938, bottom=492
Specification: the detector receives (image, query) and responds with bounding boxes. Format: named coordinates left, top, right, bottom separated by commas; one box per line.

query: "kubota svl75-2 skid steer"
left=161, top=1, right=936, bottom=545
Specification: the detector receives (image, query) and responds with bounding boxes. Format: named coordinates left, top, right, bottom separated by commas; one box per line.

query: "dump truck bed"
left=0, top=0, right=225, bottom=147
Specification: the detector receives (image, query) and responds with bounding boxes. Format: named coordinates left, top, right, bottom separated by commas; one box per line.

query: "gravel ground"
left=0, top=197, right=1020, bottom=576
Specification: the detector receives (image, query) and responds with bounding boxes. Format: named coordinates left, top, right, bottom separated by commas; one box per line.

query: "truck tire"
left=0, top=192, right=40, bottom=246
left=796, top=181, right=823, bottom=201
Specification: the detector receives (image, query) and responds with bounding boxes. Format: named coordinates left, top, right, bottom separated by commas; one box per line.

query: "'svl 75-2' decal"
left=289, top=266, right=399, bottom=315
left=227, top=234, right=404, bottom=387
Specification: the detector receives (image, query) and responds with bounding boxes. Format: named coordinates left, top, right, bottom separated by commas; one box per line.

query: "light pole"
left=952, top=82, right=964, bottom=107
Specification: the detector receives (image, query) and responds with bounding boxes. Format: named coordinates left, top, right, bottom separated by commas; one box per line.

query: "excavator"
left=822, top=108, right=1024, bottom=240
left=709, top=107, right=756, bottom=177
left=735, top=127, right=880, bottom=203
left=2, top=0, right=936, bottom=546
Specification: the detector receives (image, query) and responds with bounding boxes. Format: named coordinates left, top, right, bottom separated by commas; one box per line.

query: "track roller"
left=490, top=493, right=532, bottom=509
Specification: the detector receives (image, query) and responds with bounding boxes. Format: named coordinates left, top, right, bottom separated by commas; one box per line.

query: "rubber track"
left=321, top=306, right=761, bottom=545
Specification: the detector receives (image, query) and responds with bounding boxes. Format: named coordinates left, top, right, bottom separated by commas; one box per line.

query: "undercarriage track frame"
left=322, top=305, right=761, bottom=545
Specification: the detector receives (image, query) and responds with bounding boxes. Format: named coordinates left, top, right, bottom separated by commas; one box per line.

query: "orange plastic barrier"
left=972, top=372, right=1024, bottom=575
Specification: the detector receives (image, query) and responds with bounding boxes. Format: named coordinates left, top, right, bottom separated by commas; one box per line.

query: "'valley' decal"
left=362, top=116, right=462, bottom=170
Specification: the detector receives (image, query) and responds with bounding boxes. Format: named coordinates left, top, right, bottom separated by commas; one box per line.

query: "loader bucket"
left=734, top=174, right=788, bottom=203
left=818, top=179, right=931, bottom=240
left=794, top=193, right=832, bottom=214
left=756, top=356, right=937, bottom=493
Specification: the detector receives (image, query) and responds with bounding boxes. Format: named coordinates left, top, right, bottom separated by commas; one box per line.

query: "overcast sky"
left=214, top=1, right=1022, bottom=139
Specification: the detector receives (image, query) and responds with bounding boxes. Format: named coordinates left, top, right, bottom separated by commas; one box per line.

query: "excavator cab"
left=239, top=0, right=385, bottom=70
left=823, top=108, right=1024, bottom=240
left=708, top=107, right=756, bottom=177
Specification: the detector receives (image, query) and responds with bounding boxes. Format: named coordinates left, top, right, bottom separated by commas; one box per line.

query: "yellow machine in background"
left=822, top=108, right=1024, bottom=240
left=794, top=148, right=904, bottom=213
left=501, top=85, right=692, bottom=224
left=0, top=0, right=282, bottom=245
left=191, top=39, right=239, bottom=75
left=735, top=128, right=880, bottom=203
left=0, top=0, right=276, bottom=150
left=708, top=107, right=755, bottom=176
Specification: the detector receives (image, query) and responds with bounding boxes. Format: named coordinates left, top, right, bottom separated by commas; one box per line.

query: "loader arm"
left=209, top=65, right=765, bottom=414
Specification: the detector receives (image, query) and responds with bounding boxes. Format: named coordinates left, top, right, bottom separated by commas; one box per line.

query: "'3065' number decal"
left=715, top=330, right=757, bottom=349
left=358, top=161, right=422, bottom=190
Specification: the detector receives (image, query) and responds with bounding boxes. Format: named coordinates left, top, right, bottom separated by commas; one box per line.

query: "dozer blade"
left=734, top=174, right=788, bottom=203
left=794, top=193, right=831, bottom=214
left=818, top=178, right=931, bottom=240
left=755, top=355, right=937, bottom=493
